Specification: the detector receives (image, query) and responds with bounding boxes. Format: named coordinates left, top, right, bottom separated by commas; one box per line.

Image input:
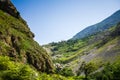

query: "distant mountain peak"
left=72, top=10, right=120, bottom=40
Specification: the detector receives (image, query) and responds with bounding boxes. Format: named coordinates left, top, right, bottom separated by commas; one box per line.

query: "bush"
left=0, top=56, right=75, bottom=80
left=0, top=56, right=15, bottom=71
left=90, top=60, right=120, bottom=80
left=59, top=68, right=74, bottom=77
left=0, top=56, right=38, bottom=80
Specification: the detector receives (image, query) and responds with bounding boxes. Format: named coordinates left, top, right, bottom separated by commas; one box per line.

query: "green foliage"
left=0, top=56, right=38, bottom=80
left=0, top=10, right=54, bottom=73
left=58, top=68, right=74, bottom=77
left=90, top=60, right=120, bottom=80
left=1, top=56, right=119, bottom=80
left=73, top=76, right=84, bottom=80
left=37, top=73, right=74, bottom=80
left=79, top=62, right=97, bottom=80
left=0, top=56, right=15, bottom=71
left=0, top=56, right=75, bottom=80
left=45, top=39, right=87, bottom=64
left=49, top=39, right=86, bottom=55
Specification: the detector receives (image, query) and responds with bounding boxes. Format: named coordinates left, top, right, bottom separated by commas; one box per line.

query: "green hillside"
left=0, top=1, right=78, bottom=80
left=0, top=0, right=53, bottom=73
left=44, top=22, right=120, bottom=79
left=0, top=0, right=120, bottom=80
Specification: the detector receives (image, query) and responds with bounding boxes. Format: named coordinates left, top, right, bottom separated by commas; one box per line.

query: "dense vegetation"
left=0, top=56, right=120, bottom=80
left=90, top=58, right=120, bottom=80
left=0, top=56, right=76, bottom=80
left=0, top=8, right=53, bottom=73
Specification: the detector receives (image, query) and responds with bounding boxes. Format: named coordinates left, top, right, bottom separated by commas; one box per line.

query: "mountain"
left=72, top=10, right=120, bottom=40
left=43, top=9, right=120, bottom=78
left=0, top=1, right=77, bottom=80
left=1, top=0, right=120, bottom=79
left=0, top=0, right=20, bottom=18
left=0, top=0, right=54, bottom=73
left=44, top=22, right=120, bottom=79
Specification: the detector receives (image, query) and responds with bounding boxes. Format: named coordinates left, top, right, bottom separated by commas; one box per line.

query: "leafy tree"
left=77, top=62, right=97, bottom=80
left=90, top=60, right=120, bottom=80
left=59, top=67, right=74, bottom=77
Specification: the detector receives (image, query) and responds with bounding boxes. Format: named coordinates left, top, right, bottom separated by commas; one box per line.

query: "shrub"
left=59, top=68, right=74, bottom=77
left=0, top=56, right=38, bottom=80
left=0, top=56, right=75, bottom=80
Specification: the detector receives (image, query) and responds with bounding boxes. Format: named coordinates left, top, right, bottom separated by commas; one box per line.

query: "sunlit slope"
left=72, top=10, right=120, bottom=40
left=44, top=22, right=120, bottom=74
left=0, top=0, right=54, bottom=73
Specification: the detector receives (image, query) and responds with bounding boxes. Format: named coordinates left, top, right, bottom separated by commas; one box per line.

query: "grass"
left=0, top=9, right=54, bottom=73
left=95, top=37, right=119, bottom=54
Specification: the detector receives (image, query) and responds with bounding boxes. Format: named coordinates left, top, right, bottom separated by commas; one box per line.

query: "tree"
left=59, top=67, right=74, bottom=77
left=76, top=61, right=97, bottom=80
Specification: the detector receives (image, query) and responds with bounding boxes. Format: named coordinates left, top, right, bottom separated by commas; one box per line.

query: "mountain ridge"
left=72, top=10, right=120, bottom=40
left=0, top=1, right=120, bottom=79
left=44, top=22, right=120, bottom=77
left=43, top=10, right=120, bottom=78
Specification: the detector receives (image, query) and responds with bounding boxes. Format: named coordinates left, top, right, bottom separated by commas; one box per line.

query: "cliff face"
left=0, top=0, right=54, bottom=73
left=0, top=0, right=20, bottom=18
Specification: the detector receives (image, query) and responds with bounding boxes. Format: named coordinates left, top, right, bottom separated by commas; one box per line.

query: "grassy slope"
left=44, top=22, right=120, bottom=75
left=0, top=10, right=54, bottom=73
left=0, top=6, right=79, bottom=80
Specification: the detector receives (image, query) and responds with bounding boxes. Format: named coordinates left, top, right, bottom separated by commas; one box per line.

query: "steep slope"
left=72, top=10, right=120, bottom=40
left=0, top=0, right=54, bottom=73
left=0, top=0, right=20, bottom=18
left=44, top=22, right=120, bottom=76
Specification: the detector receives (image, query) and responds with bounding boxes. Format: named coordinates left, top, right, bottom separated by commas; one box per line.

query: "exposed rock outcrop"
left=0, top=0, right=20, bottom=18
left=0, top=0, right=54, bottom=73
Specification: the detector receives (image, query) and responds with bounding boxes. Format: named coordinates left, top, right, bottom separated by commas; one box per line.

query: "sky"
left=11, top=0, right=120, bottom=45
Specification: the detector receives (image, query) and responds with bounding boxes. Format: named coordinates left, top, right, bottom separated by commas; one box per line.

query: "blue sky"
left=11, top=0, right=120, bottom=45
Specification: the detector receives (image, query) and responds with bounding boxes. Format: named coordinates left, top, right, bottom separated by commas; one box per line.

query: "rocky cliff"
left=0, top=0, right=54, bottom=73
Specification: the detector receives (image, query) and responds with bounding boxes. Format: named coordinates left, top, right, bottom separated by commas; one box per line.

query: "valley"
left=0, top=0, right=120, bottom=80
left=43, top=10, right=120, bottom=79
